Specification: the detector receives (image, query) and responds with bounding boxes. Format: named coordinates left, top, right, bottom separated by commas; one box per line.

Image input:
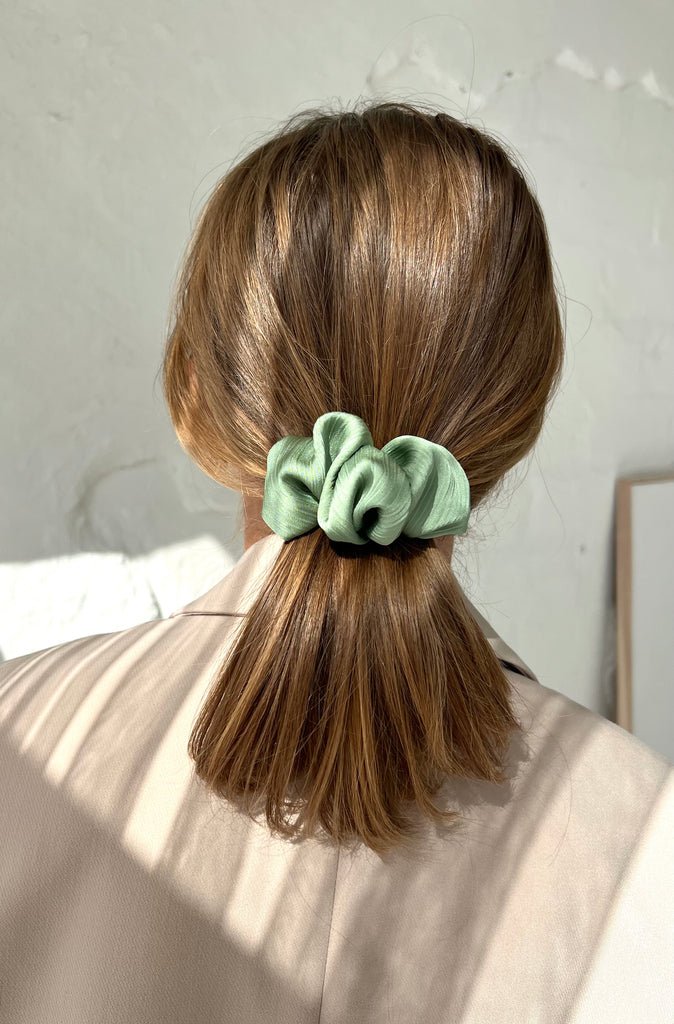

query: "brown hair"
left=161, top=100, right=565, bottom=855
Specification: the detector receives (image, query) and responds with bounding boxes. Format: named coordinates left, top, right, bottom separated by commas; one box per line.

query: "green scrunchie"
left=261, top=411, right=471, bottom=545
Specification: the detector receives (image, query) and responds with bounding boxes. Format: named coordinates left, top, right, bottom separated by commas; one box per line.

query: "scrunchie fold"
left=261, top=411, right=470, bottom=545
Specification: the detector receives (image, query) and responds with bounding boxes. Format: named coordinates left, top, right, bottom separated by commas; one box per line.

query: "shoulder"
left=0, top=619, right=173, bottom=733
left=509, top=670, right=672, bottom=773
left=0, top=609, right=240, bottom=753
left=0, top=619, right=164, bottom=682
left=505, top=670, right=673, bottom=828
left=507, top=674, right=674, bottom=1020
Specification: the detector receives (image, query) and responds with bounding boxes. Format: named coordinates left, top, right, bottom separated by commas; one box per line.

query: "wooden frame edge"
left=615, top=478, right=633, bottom=733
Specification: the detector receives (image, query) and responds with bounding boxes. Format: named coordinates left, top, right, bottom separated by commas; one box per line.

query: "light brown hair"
left=162, top=100, right=565, bottom=855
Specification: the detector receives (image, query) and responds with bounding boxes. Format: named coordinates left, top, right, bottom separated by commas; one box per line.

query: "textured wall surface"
left=1, top=1, right=672, bottom=716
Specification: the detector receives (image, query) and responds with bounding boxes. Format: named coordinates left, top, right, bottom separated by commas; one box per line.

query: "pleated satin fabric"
left=261, top=411, right=471, bottom=544
left=0, top=531, right=672, bottom=1023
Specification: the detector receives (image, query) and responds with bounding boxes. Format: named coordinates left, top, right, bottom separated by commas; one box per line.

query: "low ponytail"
left=187, top=527, right=520, bottom=854
left=163, top=100, right=565, bottom=854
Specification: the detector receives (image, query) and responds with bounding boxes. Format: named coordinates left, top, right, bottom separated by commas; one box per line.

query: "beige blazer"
left=1, top=531, right=672, bottom=1024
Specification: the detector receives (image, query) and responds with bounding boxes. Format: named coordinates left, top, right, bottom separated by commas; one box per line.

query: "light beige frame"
left=615, top=471, right=674, bottom=734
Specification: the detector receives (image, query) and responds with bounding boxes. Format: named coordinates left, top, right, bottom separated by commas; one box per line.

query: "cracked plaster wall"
left=1, top=2, right=672, bottom=717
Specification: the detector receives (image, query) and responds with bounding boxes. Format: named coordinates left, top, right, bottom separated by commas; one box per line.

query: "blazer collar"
left=168, top=532, right=538, bottom=682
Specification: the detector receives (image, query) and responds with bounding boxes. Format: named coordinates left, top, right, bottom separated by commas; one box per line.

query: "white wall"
left=1, top=1, right=672, bottom=717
